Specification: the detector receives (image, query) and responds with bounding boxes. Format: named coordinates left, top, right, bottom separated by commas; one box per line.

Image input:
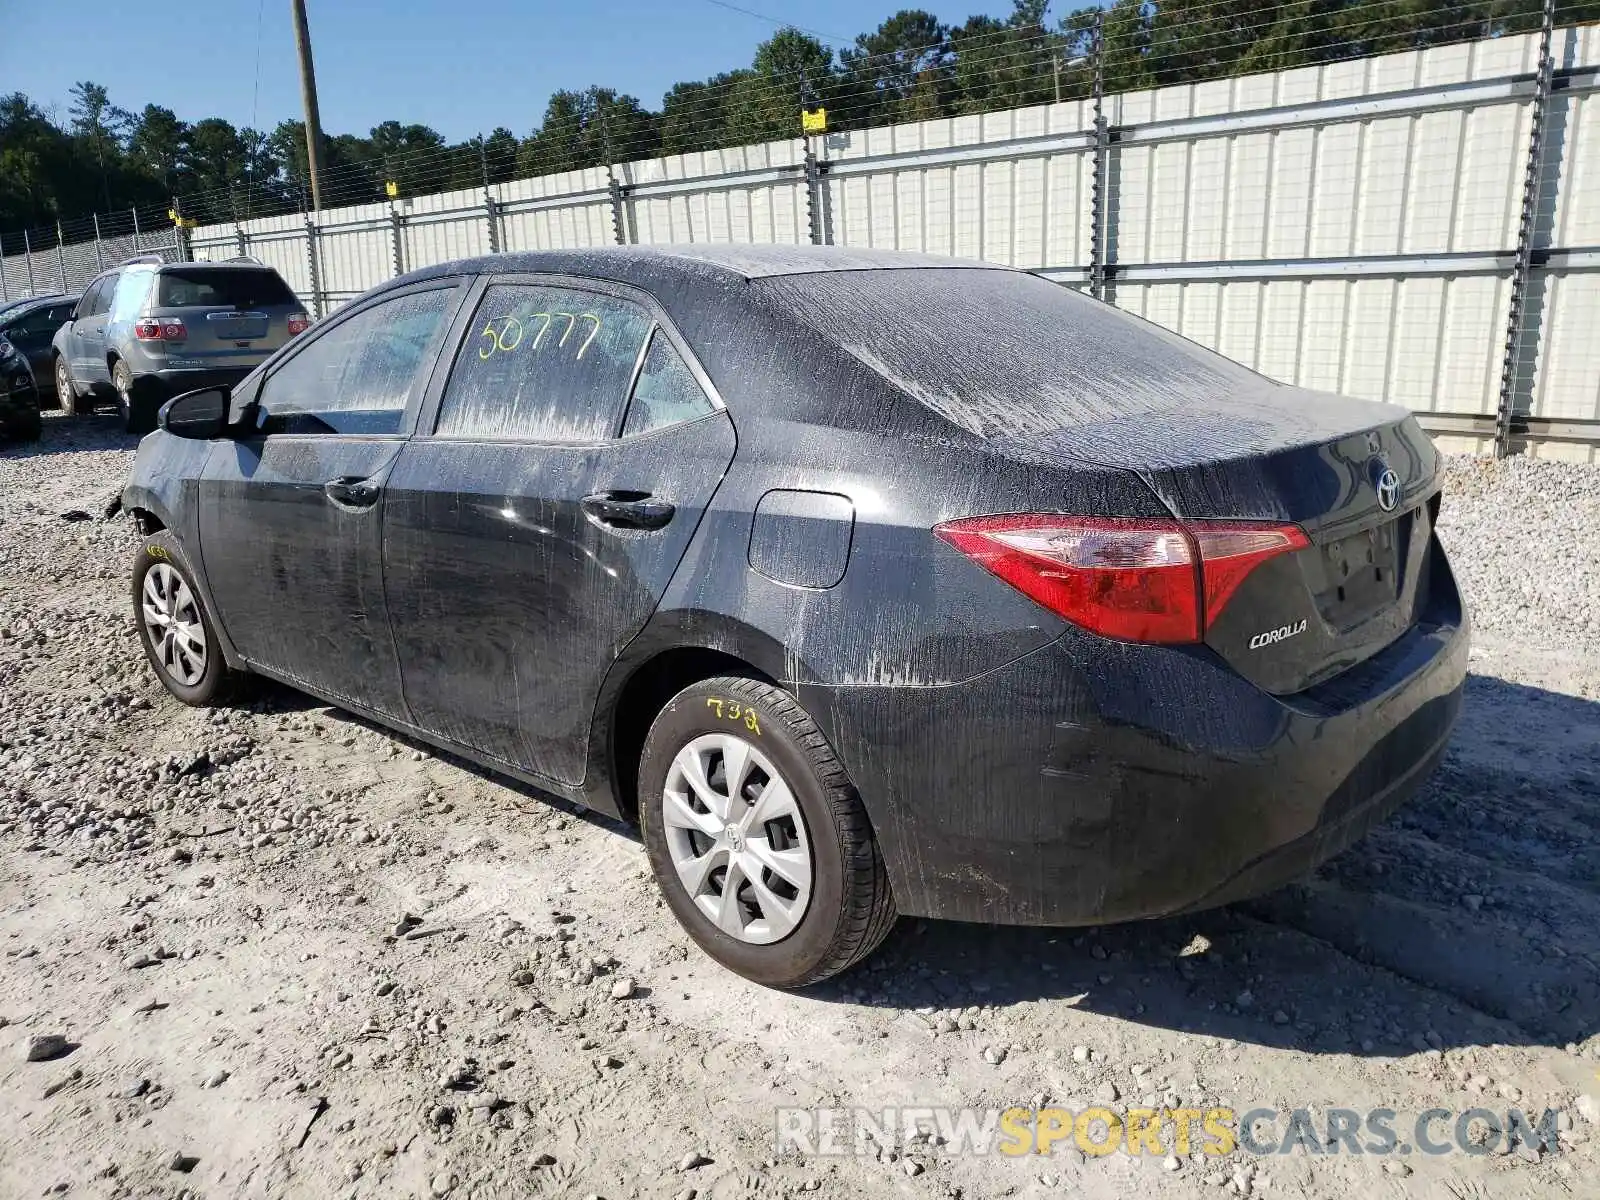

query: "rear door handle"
left=581, top=491, right=675, bottom=530
left=324, top=475, right=382, bottom=510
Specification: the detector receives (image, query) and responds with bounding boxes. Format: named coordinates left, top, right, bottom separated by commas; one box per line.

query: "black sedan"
left=119, top=247, right=1468, bottom=987
left=0, top=294, right=78, bottom=403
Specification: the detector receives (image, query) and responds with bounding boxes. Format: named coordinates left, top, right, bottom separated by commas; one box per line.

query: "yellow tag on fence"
left=802, top=107, right=827, bottom=134
left=385, top=180, right=400, bottom=198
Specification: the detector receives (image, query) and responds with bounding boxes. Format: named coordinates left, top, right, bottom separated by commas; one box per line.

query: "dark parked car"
left=0, top=335, right=42, bottom=441
left=119, top=246, right=1468, bottom=987
left=53, top=256, right=308, bottom=434
left=0, top=294, right=79, bottom=405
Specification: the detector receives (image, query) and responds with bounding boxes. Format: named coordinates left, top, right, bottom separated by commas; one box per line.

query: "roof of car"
left=156, top=258, right=279, bottom=272
left=398, top=244, right=1012, bottom=291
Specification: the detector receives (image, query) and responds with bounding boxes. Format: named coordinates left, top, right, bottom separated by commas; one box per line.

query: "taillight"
left=287, top=312, right=310, bottom=336
left=136, top=318, right=186, bottom=342
left=1189, top=525, right=1310, bottom=624
left=934, top=514, right=1308, bottom=644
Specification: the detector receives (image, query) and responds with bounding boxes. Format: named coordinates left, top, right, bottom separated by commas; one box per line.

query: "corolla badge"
left=1369, top=456, right=1401, bottom=513
left=1249, top=619, right=1308, bottom=650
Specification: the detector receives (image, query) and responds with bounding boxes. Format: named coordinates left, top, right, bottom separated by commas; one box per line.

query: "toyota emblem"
left=1370, top=457, right=1401, bottom=512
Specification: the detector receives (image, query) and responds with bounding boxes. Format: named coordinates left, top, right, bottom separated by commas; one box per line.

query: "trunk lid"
left=1017, top=385, right=1441, bottom=695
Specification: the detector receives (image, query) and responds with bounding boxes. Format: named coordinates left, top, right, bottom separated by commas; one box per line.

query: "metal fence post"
left=803, top=140, right=825, bottom=246
left=484, top=190, right=502, bottom=254
left=1495, top=0, right=1557, bottom=458
left=606, top=166, right=629, bottom=246
left=23, top=229, right=35, bottom=294
left=1089, top=12, right=1109, bottom=301
left=478, top=137, right=503, bottom=254
left=304, top=211, right=324, bottom=317
left=131, top=207, right=142, bottom=253
left=0, top=243, right=8, bottom=302
left=92, top=213, right=104, bottom=271
left=390, top=205, right=406, bottom=277
left=236, top=225, right=249, bottom=258
left=172, top=198, right=193, bottom=261
left=55, top=222, right=69, bottom=290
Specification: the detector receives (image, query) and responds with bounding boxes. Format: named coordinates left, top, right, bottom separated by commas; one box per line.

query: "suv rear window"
left=156, top=268, right=296, bottom=309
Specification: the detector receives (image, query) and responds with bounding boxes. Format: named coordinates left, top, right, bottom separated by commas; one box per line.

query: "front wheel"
left=638, top=676, right=897, bottom=988
left=132, top=535, right=243, bottom=706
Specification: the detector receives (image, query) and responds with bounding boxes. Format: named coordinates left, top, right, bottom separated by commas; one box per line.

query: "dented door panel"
left=198, top=436, right=410, bottom=718
left=383, top=411, right=736, bottom=785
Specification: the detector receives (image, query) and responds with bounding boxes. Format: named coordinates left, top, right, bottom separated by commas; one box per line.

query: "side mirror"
left=159, top=387, right=231, bottom=439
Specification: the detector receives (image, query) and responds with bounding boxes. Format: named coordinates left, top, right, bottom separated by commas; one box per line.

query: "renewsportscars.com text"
left=775, top=1104, right=1564, bottom=1158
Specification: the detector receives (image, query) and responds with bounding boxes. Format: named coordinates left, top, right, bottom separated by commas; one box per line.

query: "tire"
left=638, top=676, right=897, bottom=988
left=55, top=357, right=82, bottom=418
left=113, top=360, right=157, bottom=434
left=132, top=533, right=243, bottom=707
left=12, top=403, right=40, bottom=443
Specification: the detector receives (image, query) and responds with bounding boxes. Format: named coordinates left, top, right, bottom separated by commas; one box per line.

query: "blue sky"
left=2, top=0, right=1011, bottom=142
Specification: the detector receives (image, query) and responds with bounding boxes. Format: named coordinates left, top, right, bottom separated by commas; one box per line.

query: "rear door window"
left=157, top=268, right=296, bottom=309
left=82, top=278, right=114, bottom=317
left=254, top=287, right=455, bottom=436
left=620, top=331, right=717, bottom=436
left=433, top=283, right=653, bottom=442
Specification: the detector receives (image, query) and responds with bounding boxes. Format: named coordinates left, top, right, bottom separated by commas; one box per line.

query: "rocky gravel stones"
left=25, top=1034, right=70, bottom=1062
left=2, top=418, right=1597, bottom=1199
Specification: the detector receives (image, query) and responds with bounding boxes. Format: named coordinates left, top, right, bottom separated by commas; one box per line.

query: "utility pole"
left=291, top=0, right=327, bottom=211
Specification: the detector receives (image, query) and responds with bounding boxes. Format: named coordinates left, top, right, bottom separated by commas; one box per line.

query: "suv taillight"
left=287, top=312, right=310, bottom=336
left=934, top=514, right=1309, bottom=644
left=135, top=318, right=186, bottom=342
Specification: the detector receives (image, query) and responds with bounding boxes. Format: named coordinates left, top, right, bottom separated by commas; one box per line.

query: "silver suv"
left=51, top=255, right=309, bottom=433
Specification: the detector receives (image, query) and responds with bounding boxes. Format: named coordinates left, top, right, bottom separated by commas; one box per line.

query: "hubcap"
left=662, top=732, right=813, bottom=945
left=56, top=360, right=69, bottom=396
left=140, top=563, right=207, bottom=686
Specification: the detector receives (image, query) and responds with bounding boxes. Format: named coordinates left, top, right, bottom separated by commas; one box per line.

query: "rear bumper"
left=138, top=366, right=255, bottom=396
left=122, top=367, right=254, bottom=419
left=804, top=539, right=1469, bottom=926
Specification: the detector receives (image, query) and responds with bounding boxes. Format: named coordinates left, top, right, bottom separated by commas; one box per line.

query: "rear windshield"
left=156, top=268, right=296, bottom=309
left=755, top=268, right=1261, bottom=438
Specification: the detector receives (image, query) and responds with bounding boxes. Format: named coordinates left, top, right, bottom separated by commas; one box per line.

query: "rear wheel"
left=132, top=535, right=242, bottom=707
left=54, top=357, right=82, bottom=418
left=638, top=676, right=897, bottom=988
left=112, top=360, right=157, bottom=434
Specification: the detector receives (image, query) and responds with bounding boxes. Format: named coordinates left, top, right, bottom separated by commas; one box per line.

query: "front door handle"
left=324, top=475, right=381, bottom=510
left=581, top=491, right=675, bottom=530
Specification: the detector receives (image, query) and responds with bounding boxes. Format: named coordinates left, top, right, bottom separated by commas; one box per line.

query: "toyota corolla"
left=119, top=246, right=1468, bottom=988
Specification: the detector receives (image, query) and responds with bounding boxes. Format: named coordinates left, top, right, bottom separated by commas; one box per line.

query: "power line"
left=696, top=0, right=855, bottom=45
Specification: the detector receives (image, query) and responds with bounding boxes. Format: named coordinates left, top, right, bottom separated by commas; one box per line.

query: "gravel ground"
left=1, top=413, right=1598, bottom=1200
left=1435, top=456, right=1600, bottom=657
